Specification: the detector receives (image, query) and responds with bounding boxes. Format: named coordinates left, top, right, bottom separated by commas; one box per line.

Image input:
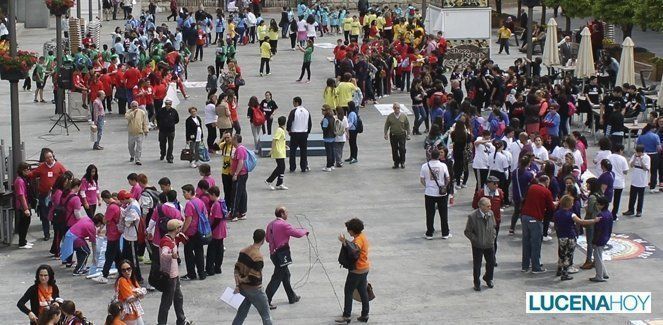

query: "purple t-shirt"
left=231, top=145, right=249, bottom=175
left=13, top=177, right=27, bottom=210
left=80, top=178, right=99, bottom=205
left=150, top=204, right=182, bottom=246
left=69, top=217, right=96, bottom=248
left=553, top=208, right=576, bottom=239
left=598, top=171, right=615, bottom=201
left=65, top=194, right=83, bottom=228
left=210, top=200, right=227, bottom=239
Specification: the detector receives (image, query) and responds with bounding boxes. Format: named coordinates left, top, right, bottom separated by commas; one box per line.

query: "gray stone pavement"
left=1, top=10, right=663, bottom=325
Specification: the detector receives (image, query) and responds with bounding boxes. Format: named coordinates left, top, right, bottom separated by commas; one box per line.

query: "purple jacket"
left=593, top=210, right=613, bottom=246
left=512, top=167, right=534, bottom=203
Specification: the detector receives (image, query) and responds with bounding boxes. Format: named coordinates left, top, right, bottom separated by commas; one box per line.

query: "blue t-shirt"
left=544, top=111, right=560, bottom=137
left=553, top=208, right=576, bottom=239
left=348, top=111, right=357, bottom=131
left=636, top=131, right=661, bottom=153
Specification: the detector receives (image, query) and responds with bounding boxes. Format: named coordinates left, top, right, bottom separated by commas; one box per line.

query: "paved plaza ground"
left=1, top=8, right=663, bottom=325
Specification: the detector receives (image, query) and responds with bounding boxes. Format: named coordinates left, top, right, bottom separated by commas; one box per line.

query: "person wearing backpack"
left=345, top=101, right=361, bottom=164
left=118, top=190, right=144, bottom=283
left=335, top=218, right=370, bottom=324
left=205, top=186, right=228, bottom=276
left=265, top=206, right=308, bottom=310
left=321, top=105, right=336, bottom=172
left=334, top=107, right=350, bottom=168
left=138, top=174, right=161, bottom=268
left=146, top=190, right=183, bottom=282
left=180, top=184, right=208, bottom=280
left=248, top=96, right=266, bottom=154
left=94, top=191, right=123, bottom=284
left=230, top=134, right=250, bottom=221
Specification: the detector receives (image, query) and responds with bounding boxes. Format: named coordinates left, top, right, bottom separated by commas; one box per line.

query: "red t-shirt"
left=124, top=68, right=141, bottom=90
left=153, top=82, right=167, bottom=101
left=99, top=74, right=113, bottom=94
left=29, top=162, right=67, bottom=195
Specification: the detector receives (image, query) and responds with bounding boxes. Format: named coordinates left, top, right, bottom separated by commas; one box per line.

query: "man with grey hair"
left=156, top=99, right=180, bottom=163
left=125, top=100, right=149, bottom=165
left=383, top=102, right=410, bottom=169
left=464, top=197, right=496, bottom=292
left=93, top=90, right=106, bottom=150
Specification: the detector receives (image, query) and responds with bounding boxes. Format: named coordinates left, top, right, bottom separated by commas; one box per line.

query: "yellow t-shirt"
left=271, top=127, right=286, bottom=159
left=260, top=41, right=271, bottom=58
left=228, top=23, right=236, bottom=38
left=323, top=87, right=338, bottom=109
left=336, top=82, right=357, bottom=107
left=393, top=23, right=403, bottom=39
left=220, top=142, right=235, bottom=175
left=343, top=17, right=353, bottom=31
left=365, top=14, right=377, bottom=27
left=376, top=16, right=386, bottom=30
left=350, top=21, right=361, bottom=36
left=498, top=27, right=512, bottom=39
left=268, top=29, right=279, bottom=41
left=257, top=25, right=268, bottom=41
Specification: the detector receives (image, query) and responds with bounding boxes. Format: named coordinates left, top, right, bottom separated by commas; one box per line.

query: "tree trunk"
left=621, top=24, right=634, bottom=39
left=495, top=0, right=502, bottom=13
left=540, top=5, right=546, bottom=25
left=517, top=0, right=522, bottom=19
left=553, top=6, right=558, bottom=18
left=565, top=15, right=571, bottom=33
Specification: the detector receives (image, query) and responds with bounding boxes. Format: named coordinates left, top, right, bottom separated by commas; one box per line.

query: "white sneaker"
left=275, top=185, right=289, bottom=190
left=86, top=272, right=102, bottom=279
left=454, top=185, right=461, bottom=190
left=190, top=162, right=198, bottom=168
left=650, top=188, right=659, bottom=193
left=425, top=235, right=434, bottom=240
left=265, top=180, right=275, bottom=190
left=322, top=167, right=332, bottom=172
left=331, top=166, right=335, bottom=170
left=461, top=184, right=468, bottom=188
left=18, top=245, right=32, bottom=249
left=442, top=234, right=452, bottom=239
left=543, top=236, right=552, bottom=242
left=93, top=276, right=109, bottom=284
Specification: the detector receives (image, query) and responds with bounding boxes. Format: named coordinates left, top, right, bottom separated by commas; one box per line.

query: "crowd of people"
left=9, top=0, right=663, bottom=323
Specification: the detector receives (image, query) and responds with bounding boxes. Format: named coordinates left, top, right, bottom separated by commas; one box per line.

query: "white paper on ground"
left=220, top=287, right=245, bottom=309
left=313, top=42, right=336, bottom=49
left=182, top=81, right=208, bottom=88
left=374, top=103, right=413, bottom=116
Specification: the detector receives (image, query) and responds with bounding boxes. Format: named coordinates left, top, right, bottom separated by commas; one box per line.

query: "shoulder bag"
left=427, top=162, right=447, bottom=196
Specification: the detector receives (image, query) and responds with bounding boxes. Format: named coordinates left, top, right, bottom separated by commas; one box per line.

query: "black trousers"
left=249, top=26, right=257, bottom=43
left=265, top=253, right=296, bottom=303
left=324, top=142, right=334, bottom=168
left=206, top=124, right=218, bottom=151
left=149, top=244, right=161, bottom=280
left=122, top=239, right=143, bottom=282
left=425, top=195, right=449, bottom=237
left=267, top=158, right=285, bottom=186
left=260, top=58, right=271, bottom=74
left=289, top=33, right=296, bottom=49
left=215, top=58, right=226, bottom=77
left=474, top=168, right=489, bottom=191
left=159, top=131, right=175, bottom=160
left=222, top=174, right=233, bottom=206
left=627, top=185, right=645, bottom=213
left=269, top=40, right=278, bottom=55
left=195, top=44, right=204, bottom=60
left=349, top=130, right=358, bottom=159
left=289, top=133, right=309, bottom=171
left=612, top=188, right=623, bottom=220
left=453, top=147, right=465, bottom=186
left=102, top=239, right=121, bottom=278
left=298, top=61, right=311, bottom=81
left=472, top=246, right=495, bottom=287
left=262, top=115, right=273, bottom=135
left=16, top=210, right=30, bottom=247
left=648, top=153, right=660, bottom=189
left=231, top=174, right=248, bottom=216
left=183, top=233, right=205, bottom=278
left=206, top=238, right=224, bottom=274
left=389, top=133, right=406, bottom=165
left=344, top=31, right=349, bottom=43
left=343, top=272, right=369, bottom=318
left=510, top=201, right=523, bottom=231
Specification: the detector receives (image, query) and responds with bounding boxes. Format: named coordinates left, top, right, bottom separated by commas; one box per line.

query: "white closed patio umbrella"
left=575, top=27, right=595, bottom=79
left=616, top=37, right=636, bottom=86
left=658, top=74, right=663, bottom=108
left=542, top=18, right=560, bottom=67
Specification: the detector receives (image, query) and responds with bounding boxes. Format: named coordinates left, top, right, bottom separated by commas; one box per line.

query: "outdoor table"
left=625, top=122, right=646, bottom=155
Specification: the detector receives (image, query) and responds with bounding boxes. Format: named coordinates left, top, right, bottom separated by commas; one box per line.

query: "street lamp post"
left=55, top=15, right=65, bottom=117
left=89, top=0, right=93, bottom=21
left=8, top=0, right=22, bottom=176
left=523, top=0, right=540, bottom=79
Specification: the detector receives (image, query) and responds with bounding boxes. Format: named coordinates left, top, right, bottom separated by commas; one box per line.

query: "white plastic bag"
left=165, top=82, right=180, bottom=107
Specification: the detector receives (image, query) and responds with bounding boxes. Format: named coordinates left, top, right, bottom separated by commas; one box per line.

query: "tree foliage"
left=634, top=0, right=663, bottom=31
left=543, top=0, right=592, bottom=32
left=592, top=0, right=638, bottom=38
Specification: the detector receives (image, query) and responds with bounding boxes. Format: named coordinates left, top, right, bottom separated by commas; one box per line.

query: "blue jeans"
left=521, top=215, right=543, bottom=271
left=95, top=115, right=105, bottom=146
left=233, top=287, right=272, bottom=325
left=413, top=105, right=427, bottom=133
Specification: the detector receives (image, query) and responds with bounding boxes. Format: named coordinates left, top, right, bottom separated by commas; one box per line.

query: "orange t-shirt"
left=353, top=233, right=370, bottom=271
left=37, top=285, right=53, bottom=315
left=117, top=278, right=139, bottom=321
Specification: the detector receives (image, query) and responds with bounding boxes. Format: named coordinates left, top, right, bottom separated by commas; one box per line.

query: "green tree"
left=592, top=0, right=638, bottom=39
left=634, top=0, right=663, bottom=32
left=544, top=0, right=592, bottom=32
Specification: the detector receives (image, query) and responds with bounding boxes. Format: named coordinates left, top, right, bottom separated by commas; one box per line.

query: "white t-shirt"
left=507, top=140, right=525, bottom=171
left=593, top=150, right=611, bottom=177
left=608, top=153, right=629, bottom=189
left=472, top=139, right=494, bottom=169
left=297, top=20, right=307, bottom=32
left=420, top=160, right=450, bottom=197
left=192, top=117, right=202, bottom=141
left=532, top=145, right=549, bottom=168
left=306, top=22, right=318, bottom=37
left=334, top=117, right=349, bottom=142
left=629, top=154, right=650, bottom=188
left=204, top=103, right=218, bottom=125
left=488, top=151, right=510, bottom=175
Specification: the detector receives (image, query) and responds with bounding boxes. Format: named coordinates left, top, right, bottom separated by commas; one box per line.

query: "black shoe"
left=198, top=275, right=207, bottom=280
left=181, top=275, right=196, bottom=281
left=289, top=295, right=301, bottom=304
left=392, top=164, right=399, bottom=169
left=561, top=275, right=573, bottom=281
left=269, top=303, right=277, bottom=310
left=206, top=271, right=216, bottom=276
left=483, top=277, right=493, bottom=288
left=43, top=236, right=50, bottom=241
left=604, top=275, right=609, bottom=279
left=215, top=269, right=222, bottom=274
left=622, top=210, right=634, bottom=216
left=129, top=157, right=134, bottom=162
left=135, top=161, right=142, bottom=166
left=344, top=158, right=352, bottom=162
left=160, top=155, right=165, bottom=161
left=589, top=277, right=606, bottom=282
left=167, top=159, right=174, bottom=163
left=636, top=213, right=642, bottom=217
left=400, top=163, right=405, bottom=169
left=357, top=316, right=369, bottom=323
left=473, top=285, right=481, bottom=291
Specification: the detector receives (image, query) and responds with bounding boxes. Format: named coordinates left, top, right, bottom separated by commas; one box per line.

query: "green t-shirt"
left=303, top=47, right=313, bottom=63
left=33, top=64, right=45, bottom=81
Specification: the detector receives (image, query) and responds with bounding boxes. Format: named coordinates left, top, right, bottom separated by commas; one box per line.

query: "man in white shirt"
left=623, top=145, right=649, bottom=217
left=472, top=131, right=494, bottom=191
left=607, top=144, right=629, bottom=220
left=246, top=8, right=258, bottom=43
left=420, top=149, right=451, bottom=240
left=286, top=97, right=312, bottom=172
left=119, top=189, right=144, bottom=282
left=507, top=132, right=529, bottom=172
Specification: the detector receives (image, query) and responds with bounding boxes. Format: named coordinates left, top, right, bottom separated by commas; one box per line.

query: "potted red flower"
left=0, top=50, right=39, bottom=81
left=45, top=0, right=75, bottom=16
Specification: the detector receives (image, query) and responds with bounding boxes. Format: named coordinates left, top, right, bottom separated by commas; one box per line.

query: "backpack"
left=193, top=201, right=212, bottom=245
left=244, top=149, right=258, bottom=172
left=140, top=187, right=159, bottom=217
left=338, top=241, right=360, bottom=270
left=53, top=194, right=75, bottom=226
left=567, top=101, right=576, bottom=116
left=399, top=57, right=410, bottom=69
left=156, top=204, right=169, bottom=234
left=352, top=88, right=363, bottom=107
left=251, top=106, right=266, bottom=126
left=334, top=118, right=345, bottom=136
left=353, top=111, right=364, bottom=134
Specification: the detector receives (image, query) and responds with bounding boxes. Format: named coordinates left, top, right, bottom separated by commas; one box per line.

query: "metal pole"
left=77, top=0, right=82, bottom=18
left=421, top=0, right=427, bottom=21
left=8, top=0, right=22, bottom=176
left=55, top=15, right=65, bottom=116
left=526, top=5, right=533, bottom=79
left=89, top=0, right=93, bottom=22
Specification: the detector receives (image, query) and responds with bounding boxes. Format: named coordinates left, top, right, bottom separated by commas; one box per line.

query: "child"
left=215, top=40, right=227, bottom=76
left=265, top=116, right=288, bottom=190
left=205, top=186, right=228, bottom=275
left=206, top=66, right=218, bottom=97
left=553, top=195, right=600, bottom=281
left=590, top=196, right=613, bottom=282
left=623, top=144, right=649, bottom=217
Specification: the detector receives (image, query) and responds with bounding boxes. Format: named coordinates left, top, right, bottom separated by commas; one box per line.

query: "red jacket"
left=521, top=183, right=554, bottom=221
left=29, top=162, right=67, bottom=196
left=472, top=188, right=504, bottom=224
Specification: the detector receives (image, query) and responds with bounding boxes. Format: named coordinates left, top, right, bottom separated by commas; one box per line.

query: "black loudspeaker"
left=523, top=0, right=541, bottom=7
left=58, top=65, right=73, bottom=89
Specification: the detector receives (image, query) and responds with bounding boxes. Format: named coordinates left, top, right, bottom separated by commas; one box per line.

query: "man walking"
left=420, top=149, right=451, bottom=239
left=125, top=100, right=149, bottom=165
left=472, top=176, right=504, bottom=265
left=92, top=90, right=106, bottom=150
left=384, top=103, right=410, bottom=169
left=497, top=23, right=511, bottom=55
left=265, top=206, right=308, bottom=309
left=233, top=229, right=273, bottom=325
left=156, top=99, right=180, bottom=163
left=286, top=97, right=312, bottom=172
left=464, top=197, right=496, bottom=291
left=520, top=175, right=555, bottom=273
left=181, top=184, right=207, bottom=281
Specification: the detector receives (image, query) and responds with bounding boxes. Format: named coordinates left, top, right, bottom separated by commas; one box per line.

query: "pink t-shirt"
left=65, top=194, right=83, bottom=228
left=80, top=178, right=99, bottom=205
left=69, top=217, right=96, bottom=248
left=150, top=203, right=183, bottom=246
left=231, top=145, right=248, bottom=175
left=104, top=203, right=122, bottom=241
left=183, top=197, right=205, bottom=237
left=210, top=200, right=227, bottom=239
left=195, top=176, right=217, bottom=197
left=199, top=193, right=211, bottom=213
left=131, top=183, right=143, bottom=200
left=13, top=177, right=27, bottom=210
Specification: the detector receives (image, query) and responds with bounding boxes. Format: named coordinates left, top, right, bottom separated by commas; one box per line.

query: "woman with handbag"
left=216, top=94, right=233, bottom=136
left=185, top=107, right=204, bottom=168
left=116, top=260, right=147, bottom=325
